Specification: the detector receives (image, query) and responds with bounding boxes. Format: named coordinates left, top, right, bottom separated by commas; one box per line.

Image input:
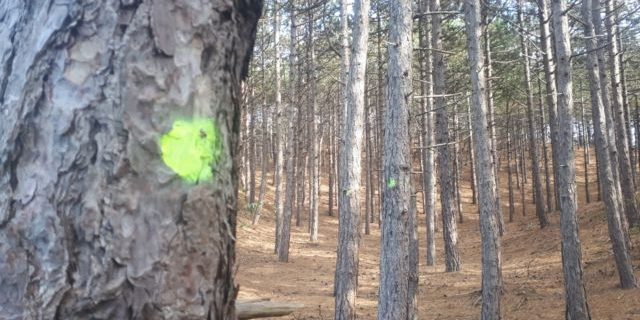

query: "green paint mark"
left=160, top=118, right=220, bottom=183
left=387, top=178, right=397, bottom=189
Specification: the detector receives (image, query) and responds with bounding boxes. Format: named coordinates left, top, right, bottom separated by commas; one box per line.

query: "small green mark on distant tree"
left=160, top=118, right=220, bottom=183
left=387, top=178, right=397, bottom=189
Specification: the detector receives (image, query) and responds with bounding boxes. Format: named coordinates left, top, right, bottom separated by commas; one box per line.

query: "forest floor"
left=235, top=150, right=640, bottom=319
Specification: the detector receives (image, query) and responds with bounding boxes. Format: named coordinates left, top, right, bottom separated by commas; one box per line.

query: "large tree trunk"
left=432, top=0, right=461, bottom=273
left=334, top=0, right=370, bottom=315
left=551, top=1, right=592, bottom=318
left=377, top=0, right=414, bottom=316
left=517, top=0, right=547, bottom=228
left=464, top=0, right=503, bottom=318
left=0, top=0, right=260, bottom=318
left=581, top=0, right=637, bottom=289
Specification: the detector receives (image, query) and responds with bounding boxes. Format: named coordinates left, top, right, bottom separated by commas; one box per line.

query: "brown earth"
left=236, top=149, right=640, bottom=319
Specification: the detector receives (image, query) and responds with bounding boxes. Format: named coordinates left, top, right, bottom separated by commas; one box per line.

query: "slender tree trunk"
left=408, top=189, right=419, bottom=320
left=454, top=104, right=463, bottom=223
left=581, top=0, right=637, bottom=289
left=507, top=103, right=515, bottom=223
left=375, top=0, right=385, bottom=226
left=240, top=107, right=248, bottom=192
left=249, top=101, right=257, bottom=205
left=515, top=127, right=521, bottom=189
left=0, top=0, right=260, bottom=317
left=254, top=54, right=270, bottom=226
left=518, top=0, right=547, bottom=228
left=378, top=0, right=415, bottom=315
left=594, top=0, right=621, bottom=189
left=369, top=134, right=377, bottom=225
left=636, top=97, right=640, bottom=177
left=469, top=101, right=478, bottom=205
left=296, top=102, right=307, bottom=227
left=333, top=0, right=351, bottom=297
left=273, top=0, right=285, bottom=253
left=419, top=0, right=437, bottom=266
left=520, top=119, right=526, bottom=217
left=365, top=109, right=372, bottom=236
left=581, top=96, right=591, bottom=204
left=551, top=1, right=592, bottom=318
left=465, top=1, right=503, bottom=318
left=308, top=5, right=320, bottom=242
left=277, top=1, right=299, bottom=262
left=335, top=0, right=370, bottom=315
left=537, top=75, right=554, bottom=212
left=483, top=7, right=505, bottom=234
left=329, top=103, right=335, bottom=217
left=433, top=0, right=461, bottom=272
left=617, top=34, right=636, bottom=185
left=537, top=0, right=560, bottom=211
left=605, top=0, right=640, bottom=227
left=521, top=122, right=528, bottom=185
left=338, top=0, right=350, bottom=223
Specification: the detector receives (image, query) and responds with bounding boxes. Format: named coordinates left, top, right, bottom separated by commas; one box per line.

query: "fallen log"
left=236, top=299, right=304, bottom=319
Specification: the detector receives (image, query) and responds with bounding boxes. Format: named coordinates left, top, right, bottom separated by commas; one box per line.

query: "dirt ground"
left=236, top=150, right=640, bottom=319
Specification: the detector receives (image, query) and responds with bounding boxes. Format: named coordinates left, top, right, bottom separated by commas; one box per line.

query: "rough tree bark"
left=0, top=0, right=260, bottom=318
left=581, top=0, right=637, bottom=289
left=464, top=0, right=503, bottom=317
left=432, top=0, right=461, bottom=272
left=377, top=0, right=415, bottom=316
left=334, top=0, right=370, bottom=315
left=551, top=0, right=592, bottom=318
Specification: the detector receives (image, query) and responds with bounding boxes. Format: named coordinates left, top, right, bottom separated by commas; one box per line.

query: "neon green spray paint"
left=160, top=118, right=220, bottom=183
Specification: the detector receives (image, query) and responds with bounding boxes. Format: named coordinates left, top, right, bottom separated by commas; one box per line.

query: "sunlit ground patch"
left=160, top=118, right=220, bottom=183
